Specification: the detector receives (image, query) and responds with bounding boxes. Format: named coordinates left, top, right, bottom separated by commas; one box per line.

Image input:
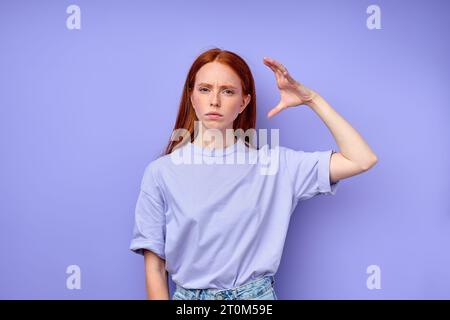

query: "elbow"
left=360, top=154, right=378, bottom=171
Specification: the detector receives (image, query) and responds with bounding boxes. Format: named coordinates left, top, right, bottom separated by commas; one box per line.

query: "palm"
left=278, top=80, right=305, bottom=107
left=263, top=57, right=317, bottom=118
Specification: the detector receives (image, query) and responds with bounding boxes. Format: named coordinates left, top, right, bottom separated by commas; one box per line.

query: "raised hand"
left=263, top=57, right=318, bottom=118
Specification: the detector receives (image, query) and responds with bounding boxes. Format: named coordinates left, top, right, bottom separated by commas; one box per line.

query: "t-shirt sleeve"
left=283, top=148, right=339, bottom=202
left=129, top=163, right=166, bottom=259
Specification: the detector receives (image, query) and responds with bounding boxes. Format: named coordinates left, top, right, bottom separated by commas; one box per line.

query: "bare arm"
left=144, top=250, right=169, bottom=300
left=306, top=94, right=378, bottom=183
left=262, top=56, right=378, bottom=184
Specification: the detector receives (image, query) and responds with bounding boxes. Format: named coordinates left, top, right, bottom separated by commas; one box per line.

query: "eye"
left=224, top=89, right=234, bottom=95
left=199, top=87, right=209, bottom=92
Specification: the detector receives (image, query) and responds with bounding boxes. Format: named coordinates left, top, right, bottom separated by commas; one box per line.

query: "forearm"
left=145, top=269, right=170, bottom=300
left=306, top=93, right=378, bottom=170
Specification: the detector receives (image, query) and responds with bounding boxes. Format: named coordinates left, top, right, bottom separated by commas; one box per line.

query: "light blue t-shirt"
left=129, top=138, right=339, bottom=289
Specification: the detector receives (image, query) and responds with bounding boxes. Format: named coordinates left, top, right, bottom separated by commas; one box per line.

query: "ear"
left=239, top=94, right=251, bottom=114
left=190, top=92, right=195, bottom=110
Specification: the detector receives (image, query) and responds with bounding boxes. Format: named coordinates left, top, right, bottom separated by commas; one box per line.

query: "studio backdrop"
left=1, top=0, right=449, bottom=299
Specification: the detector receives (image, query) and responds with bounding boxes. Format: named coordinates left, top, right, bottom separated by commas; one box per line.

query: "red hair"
left=162, top=47, right=257, bottom=156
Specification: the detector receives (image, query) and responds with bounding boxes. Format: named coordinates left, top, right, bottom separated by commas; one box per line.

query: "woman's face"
left=190, top=61, right=251, bottom=132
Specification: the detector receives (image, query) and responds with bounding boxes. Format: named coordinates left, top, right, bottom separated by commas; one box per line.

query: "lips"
left=205, top=112, right=223, bottom=117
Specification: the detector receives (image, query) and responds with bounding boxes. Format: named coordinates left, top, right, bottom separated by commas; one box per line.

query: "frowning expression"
left=190, top=61, right=251, bottom=130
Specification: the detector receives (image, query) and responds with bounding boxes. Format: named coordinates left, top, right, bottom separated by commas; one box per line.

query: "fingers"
left=263, top=58, right=281, bottom=77
left=264, top=57, right=287, bottom=74
left=263, top=57, right=296, bottom=84
left=264, top=60, right=283, bottom=83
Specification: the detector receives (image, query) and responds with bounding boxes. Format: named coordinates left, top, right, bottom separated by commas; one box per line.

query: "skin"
left=262, top=56, right=378, bottom=182
left=144, top=250, right=169, bottom=300
left=146, top=56, right=378, bottom=300
left=190, top=61, right=251, bottom=149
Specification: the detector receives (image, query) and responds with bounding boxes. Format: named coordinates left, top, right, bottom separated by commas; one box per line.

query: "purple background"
left=1, top=0, right=449, bottom=299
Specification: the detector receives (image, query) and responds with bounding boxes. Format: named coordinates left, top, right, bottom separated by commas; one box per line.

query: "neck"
left=192, top=122, right=236, bottom=149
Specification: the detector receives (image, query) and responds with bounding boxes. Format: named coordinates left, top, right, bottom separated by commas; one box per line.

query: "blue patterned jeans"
left=172, top=275, right=277, bottom=300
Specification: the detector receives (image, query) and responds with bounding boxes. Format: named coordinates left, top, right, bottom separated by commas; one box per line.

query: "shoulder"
left=275, top=145, right=334, bottom=173
left=257, top=144, right=301, bottom=162
left=248, top=144, right=294, bottom=176
left=140, top=153, right=172, bottom=191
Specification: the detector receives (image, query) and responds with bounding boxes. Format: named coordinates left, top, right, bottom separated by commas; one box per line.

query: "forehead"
left=195, top=62, right=241, bottom=85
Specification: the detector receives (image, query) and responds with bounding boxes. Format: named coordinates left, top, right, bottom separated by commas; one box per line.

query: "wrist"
left=305, top=90, right=321, bottom=109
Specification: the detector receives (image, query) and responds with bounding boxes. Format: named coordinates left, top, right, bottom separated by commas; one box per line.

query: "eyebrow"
left=197, top=82, right=238, bottom=90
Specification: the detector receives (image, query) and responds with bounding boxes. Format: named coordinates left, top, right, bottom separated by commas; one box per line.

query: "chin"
left=203, top=122, right=230, bottom=132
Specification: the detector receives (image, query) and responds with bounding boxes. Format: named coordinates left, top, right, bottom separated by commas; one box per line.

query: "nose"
left=210, top=91, right=220, bottom=107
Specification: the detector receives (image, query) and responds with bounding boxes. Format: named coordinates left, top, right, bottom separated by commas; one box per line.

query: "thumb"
left=267, top=103, right=285, bottom=119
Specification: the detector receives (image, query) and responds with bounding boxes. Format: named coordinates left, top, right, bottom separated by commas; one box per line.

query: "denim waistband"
left=175, top=275, right=275, bottom=300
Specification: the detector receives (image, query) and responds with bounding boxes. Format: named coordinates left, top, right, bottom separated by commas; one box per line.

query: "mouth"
left=205, top=112, right=223, bottom=119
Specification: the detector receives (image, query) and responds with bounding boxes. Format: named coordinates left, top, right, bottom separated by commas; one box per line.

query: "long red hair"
left=161, top=47, right=257, bottom=156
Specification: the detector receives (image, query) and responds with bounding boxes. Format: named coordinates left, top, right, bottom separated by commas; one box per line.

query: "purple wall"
left=1, top=0, right=449, bottom=299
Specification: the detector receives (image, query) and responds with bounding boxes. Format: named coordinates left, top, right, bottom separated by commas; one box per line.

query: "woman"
left=129, top=48, right=378, bottom=300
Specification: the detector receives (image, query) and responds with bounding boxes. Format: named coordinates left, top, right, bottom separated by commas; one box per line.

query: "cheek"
left=232, top=99, right=243, bottom=112
left=192, top=93, right=208, bottom=107
left=191, top=93, right=241, bottom=115
left=222, top=99, right=241, bottom=115
left=190, top=94, right=201, bottom=109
